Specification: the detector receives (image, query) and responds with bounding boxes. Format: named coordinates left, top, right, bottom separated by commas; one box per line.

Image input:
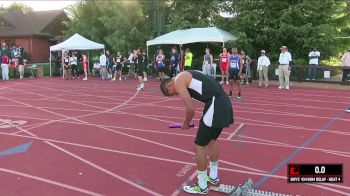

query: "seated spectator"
left=93, top=61, right=101, bottom=77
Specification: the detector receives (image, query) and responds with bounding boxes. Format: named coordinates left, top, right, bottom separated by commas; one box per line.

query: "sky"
left=0, top=0, right=77, bottom=11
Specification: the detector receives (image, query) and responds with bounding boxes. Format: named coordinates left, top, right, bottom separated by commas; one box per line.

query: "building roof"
left=0, top=9, right=67, bottom=37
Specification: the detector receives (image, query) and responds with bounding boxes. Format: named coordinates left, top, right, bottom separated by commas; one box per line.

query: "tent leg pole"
left=147, top=46, right=149, bottom=64
left=62, top=50, right=64, bottom=79
left=180, top=44, right=183, bottom=72
left=49, top=52, right=52, bottom=77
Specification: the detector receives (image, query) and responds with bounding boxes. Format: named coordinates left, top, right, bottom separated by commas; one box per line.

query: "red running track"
left=0, top=77, right=349, bottom=196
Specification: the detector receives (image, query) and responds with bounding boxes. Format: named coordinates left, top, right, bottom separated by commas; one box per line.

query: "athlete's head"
left=222, top=47, right=227, bottom=53
left=240, top=50, right=246, bottom=56
left=160, top=78, right=176, bottom=97
left=172, top=47, right=177, bottom=54
left=158, top=49, right=163, bottom=55
left=231, top=47, right=238, bottom=55
left=205, top=48, right=210, bottom=54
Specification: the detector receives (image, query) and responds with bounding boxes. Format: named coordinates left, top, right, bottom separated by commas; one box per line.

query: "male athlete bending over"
left=160, top=70, right=234, bottom=194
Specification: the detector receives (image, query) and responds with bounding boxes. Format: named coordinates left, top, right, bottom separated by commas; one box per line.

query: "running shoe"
left=207, top=176, right=220, bottom=185
left=183, top=183, right=208, bottom=194
left=237, top=91, right=242, bottom=99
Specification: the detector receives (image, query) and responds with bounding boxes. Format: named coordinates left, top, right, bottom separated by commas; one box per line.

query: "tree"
left=334, top=1, right=350, bottom=55
left=65, top=0, right=153, bottom=52
left=165, top=0, right=221, bottom=32
left=0, top=2, right=33, bottom=13
left=216, top=0, right=345, bottom=63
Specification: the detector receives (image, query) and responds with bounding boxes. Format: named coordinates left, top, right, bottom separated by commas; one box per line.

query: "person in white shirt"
left=341, top=49, right=350, bottom=82
left=278, top=46, right=292, bottom=90
left=70, top=52, right=79, bottom=79
left=99, top=51, right=107, bottom=80
left=307, top=47, right=320, bottom=80
left=257, top=50, right=271, bottom=88
left=128, top=50, right=137, bottom=79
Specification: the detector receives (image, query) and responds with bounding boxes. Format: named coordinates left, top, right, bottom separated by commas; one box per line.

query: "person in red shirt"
left=1, top=54, right=10, bottom=80
left=219, top=48, right=230, bottom=84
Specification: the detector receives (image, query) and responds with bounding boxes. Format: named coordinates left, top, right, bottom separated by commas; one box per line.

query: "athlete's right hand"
left=181, top=124, right=190, bottom=130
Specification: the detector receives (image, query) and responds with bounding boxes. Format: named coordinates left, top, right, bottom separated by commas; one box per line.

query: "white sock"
left=141, top=83, right=144, bottom=88
left=197, top=170, right=207, bottom=189
left=209, top=161, right=218, bottom=179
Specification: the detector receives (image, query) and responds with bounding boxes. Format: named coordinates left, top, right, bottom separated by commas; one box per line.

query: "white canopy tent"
left=146, top=27, right=236, bottom=63
left=49, top=33, right=105, bottom=77
left=146, top=27, right=236, bottom=47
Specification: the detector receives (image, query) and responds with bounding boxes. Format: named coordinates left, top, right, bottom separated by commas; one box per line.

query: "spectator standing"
left=100, top=51, right=107, bottom=80
left=128, top=50, right=137, bottom=79
left=184, top=48, right=193, bottom=70
left=341, top=49, right=350, bottom=82
left=70, top=52, right=79, bottom=79
left=142, top=50, right=148, bottom=82
left=112, top=51, right=125, bottom=81
left=62, top=51, right=71, bottom=80
left=219, top=47, right=230, bottom=84
left=106, top=50, right=113, bottom=79
left=169, top=47, right=180, bottom=78
left=1, top=53, right=10, bottom=80
left=240, top=50, right=252, bottom=85
left=82, top=53, right=89, bottom=80
left=278, top=46, right=292, bottom=90
left=18, top=53, right=24, bottom=80
left=307, top=47, right=320, bottom=80
left=228, top=47, right=242, bottom=98
left=257, top=50, right=271, bottom=88
left=202, top=48, right=213, bottom=76
left=155, top=49, right=165, bottom=81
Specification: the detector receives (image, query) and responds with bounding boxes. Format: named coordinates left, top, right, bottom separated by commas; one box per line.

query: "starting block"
left=209, top=178, right=293, bottom=196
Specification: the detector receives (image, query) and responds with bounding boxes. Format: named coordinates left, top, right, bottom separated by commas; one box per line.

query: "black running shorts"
left=195, top=120, right=223, bottom=146
left=229, top=68, right=240, bottom=81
